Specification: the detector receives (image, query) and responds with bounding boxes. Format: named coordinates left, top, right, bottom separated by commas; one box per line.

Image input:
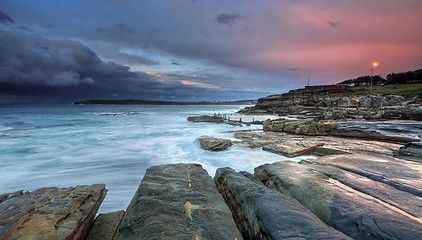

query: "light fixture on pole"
left=370, top=62, right=378, bottom=92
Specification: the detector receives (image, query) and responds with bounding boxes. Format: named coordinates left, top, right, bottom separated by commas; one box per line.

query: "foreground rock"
left=255, top=156, right=422, bottom=239
left=198, top=136, right=233, bottom=151
left=215, top=167, right=351, bottom=240
left=0, top=184, right=106, bottom=240
left=116, top=163, right=242, bottom=240
left=86, top=210, right=125, bottom=240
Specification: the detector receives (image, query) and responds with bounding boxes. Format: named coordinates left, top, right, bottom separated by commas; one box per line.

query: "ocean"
left=0, top=104, right=313, bottom=213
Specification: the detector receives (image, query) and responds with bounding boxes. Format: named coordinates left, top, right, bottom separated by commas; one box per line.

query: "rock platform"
left=2, top=157, right=421, bottom=239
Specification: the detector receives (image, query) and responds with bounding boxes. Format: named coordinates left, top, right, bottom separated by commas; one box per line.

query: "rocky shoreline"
left=1, top=95, right=421, bottom=239
left=2, top=154, right=420, bottom=239
left=238, top=89, right=422, bottom=121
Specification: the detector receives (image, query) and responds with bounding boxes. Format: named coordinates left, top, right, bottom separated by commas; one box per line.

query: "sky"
left=1, top=0, right=421, bottom=103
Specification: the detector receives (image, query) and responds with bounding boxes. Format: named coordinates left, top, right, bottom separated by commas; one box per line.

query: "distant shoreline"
left=73, top=99, right=257, bottom=105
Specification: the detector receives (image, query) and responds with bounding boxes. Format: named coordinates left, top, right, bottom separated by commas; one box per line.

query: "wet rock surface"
left=115, top=163, right=242, bottom=240
left=187, top=115, right=225, bottom=123
left=304, top=154, right=422, bottom=196
left=396, top=142, right=422, bottom=161
left=0, top=184, right=106, bottom=240
left=85, top=210, right=125, bottom=240
left=198, top=136, right=233, bottom=151
left=331, top=121, right=421, bottom=143
left=235, top=131, right=402, bottom=157
left=254, top=156, right=422, bottom=240
left=214, top=167, right=351, bottom=240
left=261, top=118, right=420, bottom=143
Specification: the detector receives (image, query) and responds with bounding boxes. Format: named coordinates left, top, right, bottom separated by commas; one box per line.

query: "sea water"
left=0, top=104, right=314, bottom=213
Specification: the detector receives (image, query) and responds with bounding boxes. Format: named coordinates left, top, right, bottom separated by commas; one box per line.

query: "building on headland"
left=304, top=84, right=349, bottom=91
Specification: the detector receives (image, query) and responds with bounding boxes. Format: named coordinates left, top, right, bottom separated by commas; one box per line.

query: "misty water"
left=0, top=104, right=314, bottom=213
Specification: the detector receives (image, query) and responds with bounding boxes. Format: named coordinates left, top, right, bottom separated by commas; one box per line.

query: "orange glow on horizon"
left=373, top=62, right=378, bottom=67
left=180, top=80, right=194, bottom=85
left=179, top=80, right=221, bottom=89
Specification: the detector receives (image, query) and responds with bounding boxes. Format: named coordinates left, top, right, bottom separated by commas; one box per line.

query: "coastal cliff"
left=239, top=86, right=422, bottom=121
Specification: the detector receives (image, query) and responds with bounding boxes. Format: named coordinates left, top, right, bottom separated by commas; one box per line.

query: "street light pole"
left=370, top=63, right=377, bottom=92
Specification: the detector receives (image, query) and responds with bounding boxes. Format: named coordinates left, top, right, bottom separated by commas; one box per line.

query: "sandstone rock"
left=301, top=160, right=422, bottom=220
left=295, top=120, right=340, bottom=136
left=255, top=159, right=422, bottom=239
left=331, top=125, right=418, bottom=143
left=115, top=164, right=242, bottom=240
left=198, top=136, right=233, bottom=151
left=396, top=142, right=422, bottom=160
left=85, top=210, right=125, bottom=240
left=263, top=144, right=322, bottom=158
left=234, top=131, right=401, bottom=157
left=214, top=167, right=351, bottom=240
left=304, top=154, right=422, bottom=197
left=283, top=121, right=300, bottom=134
left=262, top=118, right=285, bottom=132
left=0, top=184, right=106, bottom=240
left=187, top=115, right=225, bottom=123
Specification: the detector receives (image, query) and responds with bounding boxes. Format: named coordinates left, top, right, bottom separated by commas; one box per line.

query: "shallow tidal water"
left=0, top=104, right=313, bottom=213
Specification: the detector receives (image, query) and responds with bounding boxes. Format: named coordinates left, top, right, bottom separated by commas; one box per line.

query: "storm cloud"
left=1, top=0, right=421, bottom=103
left=0, top=29, right=266, bottom=103
left=0, top=10, right=14, bottom=24
left=216, top=13, right=240, bottom=26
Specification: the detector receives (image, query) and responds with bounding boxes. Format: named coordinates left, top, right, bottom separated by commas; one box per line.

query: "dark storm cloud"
left=96, top=23, right=134, bottom=35
left=0, top=29, right=266, bottom=103
left=0, top=10, right=14, bottom=23
left=328, top=21, right=341, bottom=29
left=216, top=13, right=240, bottom=26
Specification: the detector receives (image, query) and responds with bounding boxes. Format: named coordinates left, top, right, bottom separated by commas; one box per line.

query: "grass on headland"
left=316, top=83, right=422, bottom=99
left=365, top=83, right=422, bottom=99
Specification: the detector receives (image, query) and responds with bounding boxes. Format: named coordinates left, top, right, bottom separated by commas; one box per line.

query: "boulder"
left=396, top=142, right=422, bottom=160
left=214, top=167, right=351, bottom=240
left=85, top=210, right=125, bottom=240
left=283, top=121, right=300, bottom=134
left=115, top=164, right=242, bottom=240
left=198, top=136, right=233, bottom=151
left=254, top=158, right=422, bottom=239
left=0, top=184, right=106, bottom=240
left=295, top=120, right=340, bottom=136
left=187, top=115, right=225, bottom=123
left=262, top=118, right=285, bottom=132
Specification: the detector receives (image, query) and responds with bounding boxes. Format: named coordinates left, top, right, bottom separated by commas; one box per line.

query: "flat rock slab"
left=116, top=163, right=242, bottom=240
left=0, top=184, right=106, bottom=240
left=255, top=160, right=422, bottom=239
left=198, top=136, right=233, bottom=151
left=302, top=162, right=422, bottom=219
left=215, top=167, right=351, bottom=240
left=304, top=154, right=422, bottom=197
left=235, top=131, right=401, bottom=157
left=187, top=115, right=225, bottom=123
left=86, top=210, right=125, bottom=240
left=331, top=121, right=421, bottom=143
